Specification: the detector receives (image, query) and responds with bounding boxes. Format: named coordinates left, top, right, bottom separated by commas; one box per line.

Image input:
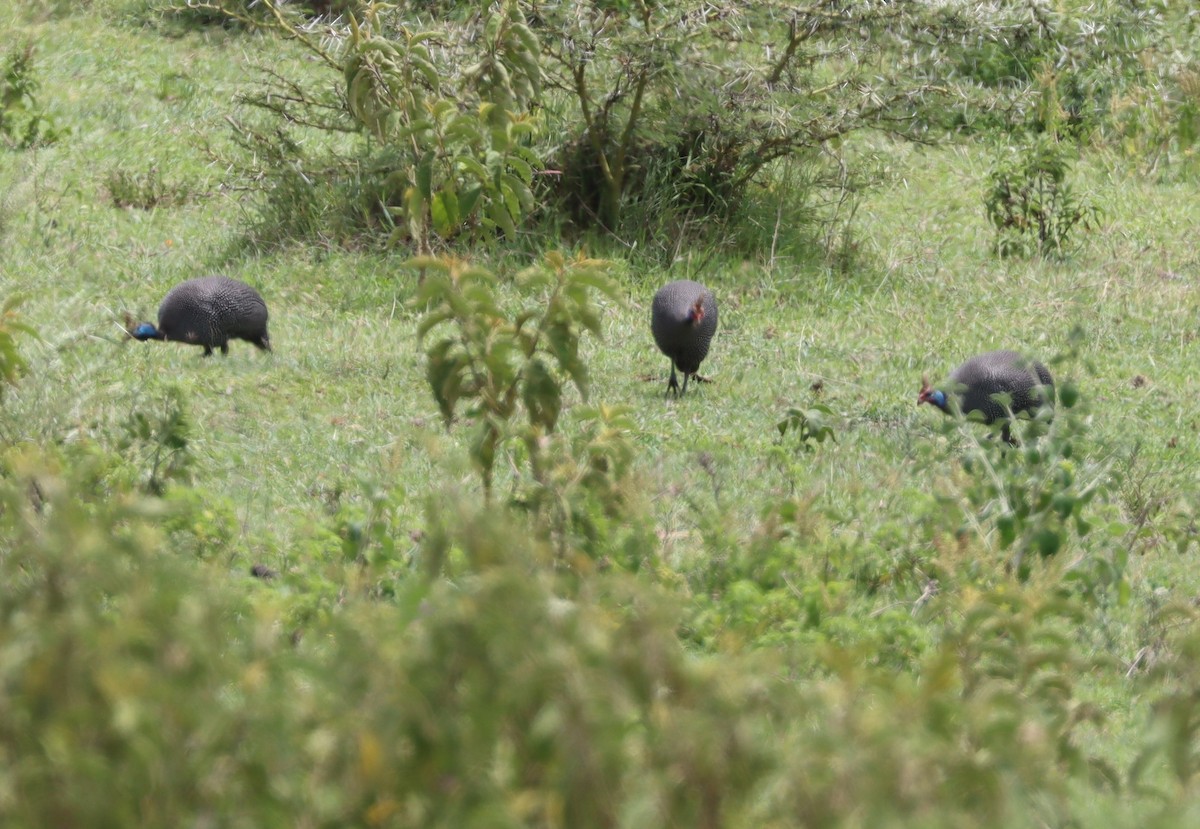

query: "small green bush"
left=115, top=385, right=194, bottom=495
left=0, top=44, right=64, bottom=150
left=984, top=136, right=1101, bottom=257
left=414, top=252, right=649, bottom=566
left=105, top=166, right=193, bottom=209
left=229, top=1, right=545, bottom=250
left=159, top=486, right=241, bottom=562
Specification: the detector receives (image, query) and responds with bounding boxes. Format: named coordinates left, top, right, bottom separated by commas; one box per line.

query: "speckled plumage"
left=651, top=279, right=718, bottom=396
left=920, top=350, right=1053, bottom=442
left=136, top=276, right=271, bottom=356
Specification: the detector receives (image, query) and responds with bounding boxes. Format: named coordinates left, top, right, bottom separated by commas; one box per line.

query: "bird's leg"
left=220, top=342, right=229, bottom=356
left=680, top=371, right=691, bottom=396
left=666, top=362, right=680, bottom=398
left=202, top=345, right=214, bottom=357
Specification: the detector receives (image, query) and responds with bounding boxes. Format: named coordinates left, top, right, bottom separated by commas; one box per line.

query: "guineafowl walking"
left=651, top=279, right=718, bottom=397
left=132, top=276, right=271, bottom=357
left=918, top=349, right=1053, bottom=443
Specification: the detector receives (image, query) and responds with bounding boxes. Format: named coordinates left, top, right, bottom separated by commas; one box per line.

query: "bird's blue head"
left=917, top=375, right=949, bottom=412
left=132, top=322, right=162, bottom=341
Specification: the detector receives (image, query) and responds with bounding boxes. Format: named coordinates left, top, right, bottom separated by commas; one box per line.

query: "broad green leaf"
left=431, top=190, right=460, bottom=237
left=522, top=358, right=562, bottom=432
left=546, top=323, right=588, bottom=399
left=469, top=418, right=499, bottom=478
left=458, top=186, right=482, bottom=219
left=506, top=155, right=533, bottom=183
left=416, top=151, right=435, bottom=201
left=501, top=173, right=534, bottom=212
left=445, top=116, right=485, bottom=146
left=487, top=200, right=515, bottom=235
left=425, top=338, right=466, bottom=423
left=457, top=157, right=490, bottom=182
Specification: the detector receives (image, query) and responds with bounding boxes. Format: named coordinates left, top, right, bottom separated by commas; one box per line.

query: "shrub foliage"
left=214, top=0, right=1180, bottom=254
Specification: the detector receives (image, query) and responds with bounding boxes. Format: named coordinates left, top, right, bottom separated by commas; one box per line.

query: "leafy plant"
left=325, top=478, right=424, bottom=602
left=341, top=4, right=542, bottom=247
left=776, top=403, right=838, bottom=452
left=116, top=385, right=194, bottom=495
left=768, top=402, right=839, bottom=494
left=0, top=295, right=35, bottom=399
left=0, top=43, right=64, bottom=150
left=415, top=251, right=619, bottom=493
left=413, top=252, right=646, bottom=565
left=515, top=402, right=653, bottom=566
left=1130, top=602, right=1200, bottom=799
left=934, top=364, right=1127, bottom=597
left=159, top=486, right=241, bottom=562
left=984, top=135, right=1101, bottom=257
left=0, top=438, right=1162, bottom=829
left=225, top=0, right=545, bottom=250
left=539, top=1, right=1025, bottom=240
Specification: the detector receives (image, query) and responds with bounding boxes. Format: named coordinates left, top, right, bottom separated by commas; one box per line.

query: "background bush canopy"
left=4, top=0, right=1200, bottom=825
left=217, top=0, right=1188, bottom=257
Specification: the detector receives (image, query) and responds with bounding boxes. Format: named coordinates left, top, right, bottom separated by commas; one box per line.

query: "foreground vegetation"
left=3, top=0, right=1200, bottom=825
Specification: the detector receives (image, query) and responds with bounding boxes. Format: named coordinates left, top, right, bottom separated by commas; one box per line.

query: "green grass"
left=4, top=1, right=1200, bottom=824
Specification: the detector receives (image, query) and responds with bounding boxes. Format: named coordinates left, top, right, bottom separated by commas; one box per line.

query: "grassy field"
left=4, top=1, right=1200, bottom=825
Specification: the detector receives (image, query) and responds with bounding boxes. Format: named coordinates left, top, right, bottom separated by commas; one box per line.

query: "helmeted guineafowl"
left=132, top=276, right=271, bottom=357
left=918, top=349, right=1054, bottom=443
left=651, top=279, right=718, bottom=397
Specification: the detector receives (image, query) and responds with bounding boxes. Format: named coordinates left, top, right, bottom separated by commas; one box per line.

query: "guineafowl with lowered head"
left=132, top=276, right=271, bottom=357
left=651, top=279, right=718, bottom=397
left=918, top=349, right=1054, bottom=443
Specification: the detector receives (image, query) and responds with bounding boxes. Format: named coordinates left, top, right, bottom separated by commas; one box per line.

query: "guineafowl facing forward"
left=132, top=276, right=271, bottom=357
left=918, top=349, right=1053, bottom=443
left=651, top=279, right=718, bottom=397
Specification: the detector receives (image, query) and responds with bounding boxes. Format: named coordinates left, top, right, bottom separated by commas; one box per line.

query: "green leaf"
left=458, top=186, right=482, bottom=220
left=445, top=114, right=486, bottom=146
left=469, top=417, right=500, bottom=479
left=567, top=266, right=623, bottom=302
left=506, top=155, right=533, bottom=183
left=996, top=513, right=1017, bottom=549
left=522, top=358, right=562, bottom=432
left=499, top=179, right=522, bottom=221
left=416, top=150, right=435, bottom=201
left=425, top=338, right=466, bottom=423
left=431, top=190, right=460, bottom=237
left=546, top=323, right=588, bottom=399
left=501, top=172, right=533, bottom=212
left=415, top=308, right=455, bottom=341
left=429, top=98, right=456, bottom=120
left=1059, top=380, right=1079, bottom=408
left=457, top=157, right=490, bottom=182
left=1034, top=528, right=1062, bottom=558
left=486, top=200, right=515, bottom=235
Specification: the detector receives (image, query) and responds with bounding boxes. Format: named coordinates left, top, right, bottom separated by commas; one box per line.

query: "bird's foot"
left=665, top=366, right=681, bottom=398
